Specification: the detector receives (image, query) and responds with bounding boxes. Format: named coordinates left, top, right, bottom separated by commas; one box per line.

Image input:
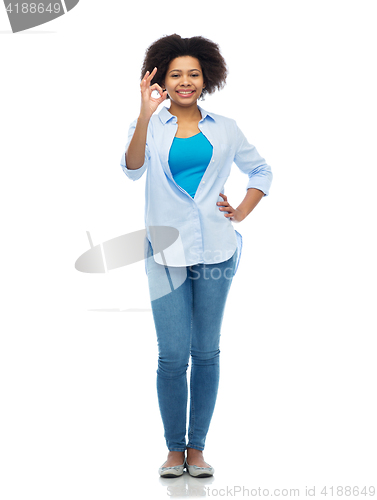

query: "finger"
left=149, top=82, right=163, bottom=94
left=150, top=88, right=168, bottom=104
left=141, top=74, right=160, bottom=94
left=141, top=69, right=153, bottom=83
left=140, top=72, right=150, bottom=90
left=147, top=67, right=158, bottom=83
left=141, top=70, right=154, bottom=90
left=219, top=193, right=227, bottom=200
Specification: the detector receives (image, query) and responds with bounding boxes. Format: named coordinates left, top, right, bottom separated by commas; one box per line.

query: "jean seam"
left=188, top=266, right=195, bottom=444
left=186, top=444, right=204, bottom=451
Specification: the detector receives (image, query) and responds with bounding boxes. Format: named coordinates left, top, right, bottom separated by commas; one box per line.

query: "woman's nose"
left=180, top=76, right=191, bottom=85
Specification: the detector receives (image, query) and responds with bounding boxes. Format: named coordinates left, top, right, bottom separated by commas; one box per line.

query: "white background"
left=1, top=1, right=376, bottom=498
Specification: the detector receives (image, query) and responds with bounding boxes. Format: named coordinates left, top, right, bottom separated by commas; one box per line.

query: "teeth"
left=177, top=91, right=194, bottom=94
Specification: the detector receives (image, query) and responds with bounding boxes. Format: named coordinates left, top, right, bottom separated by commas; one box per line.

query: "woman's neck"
left=168, top=101, right=202, bottom=123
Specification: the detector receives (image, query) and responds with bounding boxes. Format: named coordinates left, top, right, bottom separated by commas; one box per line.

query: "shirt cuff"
left=120, top=149, right=149, bottom=181
left=246, top=170, right=273, bottom=196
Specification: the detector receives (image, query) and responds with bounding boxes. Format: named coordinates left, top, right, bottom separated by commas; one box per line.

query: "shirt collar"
left=158, top=105, right=216, bottom=124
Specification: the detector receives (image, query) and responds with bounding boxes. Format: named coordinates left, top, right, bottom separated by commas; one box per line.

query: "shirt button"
left=202, top=180, right=205, bottom=184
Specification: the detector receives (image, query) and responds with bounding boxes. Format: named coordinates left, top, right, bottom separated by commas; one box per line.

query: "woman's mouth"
left=176, top=90, right=195, bottom=98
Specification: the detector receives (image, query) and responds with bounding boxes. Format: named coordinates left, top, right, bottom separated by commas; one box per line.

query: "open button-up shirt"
left=120, top=105, right=273, bottom=275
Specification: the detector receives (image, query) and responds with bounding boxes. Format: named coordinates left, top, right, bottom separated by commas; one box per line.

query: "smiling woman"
left=120, top=33, right=273, bottom=479
left=140, top=34, right=228, bottom=101
left=164, top=56, right=205, bottom=110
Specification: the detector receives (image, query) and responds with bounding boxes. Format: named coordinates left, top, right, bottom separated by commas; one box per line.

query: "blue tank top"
left=168, top=132, right=213, bottom=198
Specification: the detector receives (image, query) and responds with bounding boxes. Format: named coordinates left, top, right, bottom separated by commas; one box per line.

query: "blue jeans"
left=146, top=239, right=238, bottom=451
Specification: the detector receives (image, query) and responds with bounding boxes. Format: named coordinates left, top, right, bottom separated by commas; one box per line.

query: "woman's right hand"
left=139, top=67, right=168, bottom=121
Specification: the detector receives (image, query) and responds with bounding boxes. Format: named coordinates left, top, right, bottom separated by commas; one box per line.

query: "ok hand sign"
left=139, top=67, right=168, bottom=121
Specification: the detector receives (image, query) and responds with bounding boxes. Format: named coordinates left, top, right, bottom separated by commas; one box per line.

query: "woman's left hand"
left=217, top=193, right=245, bottom=223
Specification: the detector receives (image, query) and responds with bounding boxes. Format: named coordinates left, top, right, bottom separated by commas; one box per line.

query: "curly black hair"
left=140, top=34, right=228, bottom=100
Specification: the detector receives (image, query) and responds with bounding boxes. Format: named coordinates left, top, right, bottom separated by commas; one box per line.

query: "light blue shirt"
left=120, top=105, right=273, bottom=274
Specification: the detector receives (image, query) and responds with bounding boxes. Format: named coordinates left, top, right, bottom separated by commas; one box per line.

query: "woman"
left=120, top=34, right=273, bottom=477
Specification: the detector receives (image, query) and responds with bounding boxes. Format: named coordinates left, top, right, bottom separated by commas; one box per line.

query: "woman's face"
left=163, top=56, right=205, bottom=107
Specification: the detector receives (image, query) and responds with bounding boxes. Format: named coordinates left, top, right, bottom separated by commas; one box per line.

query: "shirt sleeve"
left=233, top=122, right=273, bottom=196
left=120, top=118, right=151, bottom=181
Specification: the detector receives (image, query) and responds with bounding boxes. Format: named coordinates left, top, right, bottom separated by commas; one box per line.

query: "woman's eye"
left=171, top=74, right=199, bottom=78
